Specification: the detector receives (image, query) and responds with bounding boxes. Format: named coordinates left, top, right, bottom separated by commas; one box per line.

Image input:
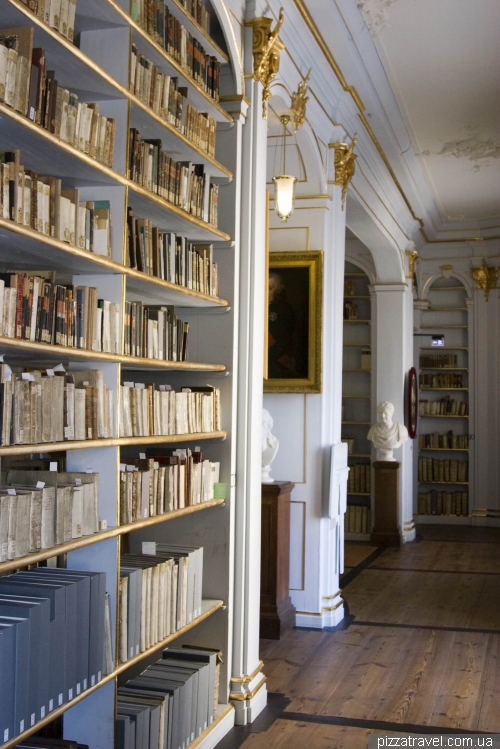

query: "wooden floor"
left=218, top=525, right=500, bottom=748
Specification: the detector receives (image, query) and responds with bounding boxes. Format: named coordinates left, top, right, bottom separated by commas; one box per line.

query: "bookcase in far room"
left=342, top=261, right=372, bottom=541
left=414, top=276, right=472, bottom=524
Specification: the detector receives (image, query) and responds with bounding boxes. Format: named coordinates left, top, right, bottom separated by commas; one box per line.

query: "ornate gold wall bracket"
left=290, top=68, right=311, bottom=131
left=330, top=135, right=357, bottom=208
left=247, top=9, right=285, bottom=118
left=405, top=249, right=418, bottom=283
left=472, top=258, right=499, bottom=300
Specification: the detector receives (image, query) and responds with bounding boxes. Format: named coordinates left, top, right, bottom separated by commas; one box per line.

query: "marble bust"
left=367, top=401, right=408, bottom=461
left=262, top=408, right=279, bottom=483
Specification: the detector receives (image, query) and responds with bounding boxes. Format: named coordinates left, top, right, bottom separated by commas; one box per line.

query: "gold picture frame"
left=264, top=250, right=323, bottom=394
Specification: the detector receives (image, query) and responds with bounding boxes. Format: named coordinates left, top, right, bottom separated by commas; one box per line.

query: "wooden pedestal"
left=260, top=481, right=296, bottom=639
left=371, top=461, right=402, bottom=547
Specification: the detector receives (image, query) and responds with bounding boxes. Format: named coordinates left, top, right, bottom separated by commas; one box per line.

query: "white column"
left=228, top=43, right=268, bottom=723
left=320, top=183, right=348, bottom=623
left=371, top=282, right=415, bottom=541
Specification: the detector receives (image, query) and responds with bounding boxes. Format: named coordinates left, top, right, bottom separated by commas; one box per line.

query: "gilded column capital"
left=472, top=258, right=498, bottom=300
left=246, top=9, right=285, bottom=119
left=329, top=135, right=357, bottom=208
left=405, top=249, right=418, bottom=282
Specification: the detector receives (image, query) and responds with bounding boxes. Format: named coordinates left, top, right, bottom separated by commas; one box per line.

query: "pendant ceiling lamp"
left=272, top=114, right=297, bottom=223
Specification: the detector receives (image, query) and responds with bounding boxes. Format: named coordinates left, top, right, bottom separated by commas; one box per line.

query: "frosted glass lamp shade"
left=272, top=175, right=297, bottom=222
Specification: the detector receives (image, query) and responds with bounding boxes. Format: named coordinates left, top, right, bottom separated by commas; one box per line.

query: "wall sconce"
left=272, top=115, right=297, bottom=223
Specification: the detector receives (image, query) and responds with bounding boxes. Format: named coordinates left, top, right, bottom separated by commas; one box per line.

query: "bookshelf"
left=342, top=262, right=372, bottom=540
left=0, top=0, right=240, bottom=747
left=415, top=278, right=471, bottom=523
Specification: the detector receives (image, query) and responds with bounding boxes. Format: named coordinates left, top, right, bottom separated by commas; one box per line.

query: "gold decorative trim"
left=219, top=94, right=251, bottom=106
left=246, top=10, right=285, bottom=118
left=231, top=661, right=264, bottom=684
left=290, top=68, right=311, bottom=131
left=322, top=600, right=344, bottom=612
left=472, top=508, right=500, bottom=518
left=229, top=676, right=267, bottom=701
left=296, top=611, right=322, bottom=617
left=0, top=431, right=227, bottom=457
left=330, top=137, right=357, bottom=208
left=472, top=258, right=499, bottom=300
left=322, top=591, right=342, bottom=601
left=188, top=705, right=234, bottom=749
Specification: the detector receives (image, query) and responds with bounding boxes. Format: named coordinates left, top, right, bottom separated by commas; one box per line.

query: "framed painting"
left=264, top=250, right=323, bottom=394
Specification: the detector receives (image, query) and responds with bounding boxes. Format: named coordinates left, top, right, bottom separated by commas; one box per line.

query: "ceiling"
left=358, top=0, right=500, bottom=225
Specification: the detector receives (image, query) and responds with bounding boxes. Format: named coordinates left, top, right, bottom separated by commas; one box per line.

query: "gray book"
left=166, top=647, right=218, bottom=725
left=160, top=658, right=209, bottom=737
left=140, top=667, right=193, bottom=749
left=0, top=578, right=67, bottom=713
left=120, top=567, right=142, bottom=660
left=0, top=622, right=16, bottom=743
left=41, top=568, right=106, bottom=687
left=13, top=573, right=79, bottom=703
left=0, top=595, right=51, bottom=725
left=119, top=699, right=161, bottom=749
left=124, top=678, right=181, bottom=749
left=118, top=705, right=150, bottom=749
left=29, top=570, right=91, bottom=697
left=116, top=714, right=134, bottom=749
left=152, top=663, right=199, bottom=744
left=0, top=615, right=30, bottom=736
left=118, top=689, right=168, bottom=749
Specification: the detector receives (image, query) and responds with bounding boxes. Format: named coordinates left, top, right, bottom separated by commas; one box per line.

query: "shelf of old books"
left=342, top=261, right=373, bottom=541
left=415, top=277, right=472, bottom=524
left=0, top=1, right=240, bottom=747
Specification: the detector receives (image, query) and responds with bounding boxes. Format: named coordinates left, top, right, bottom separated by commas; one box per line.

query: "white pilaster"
left=228, top=32, right=269, bottom=723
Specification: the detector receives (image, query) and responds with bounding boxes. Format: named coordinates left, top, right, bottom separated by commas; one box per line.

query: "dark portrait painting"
left=264, top=251, right=323, bottom=394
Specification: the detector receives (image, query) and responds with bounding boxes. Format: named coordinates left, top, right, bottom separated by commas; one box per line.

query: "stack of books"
left=0, top=567, right=106, bottom=741
left=419, top=397, right=468, bottom=416
left=0, top=276, right=119, bottom=352
left=126, top=211, right=218, bottom=294
left=417, top=490, right=469, bottom=516
left=347, top=463, right=371, bottom=494
left=344, top=505, right=371, bottom=535
left=130, top=46, right=216, bottom=157
left=124, top=304, right=188, bottom=362
left=0, top=470, right=99, bottom=559
left=131, top=2, right=221, bottom=101
left=128, top=130, right=218, bottom=225
left=119, top=543, right=203, bottom=662
left=420, top=372, right=464, bottom=388
left=0, top=151, right=111, bottom=253
left=119, top=449, right=222, bottom=523
left=418, top=432, right=469, bottom=449
left=418, top=457, right=468, bottom=483
left=117, top=644, right=221, bottom=749
left=119, top=383, right=221, bottom=437
left=0, top=366, right=114, bottom=446
left=0, top=31, right=115, bottom=166
left=420, top=353, right=458, bottom=368
left=8, top=1, right=77, bottom=42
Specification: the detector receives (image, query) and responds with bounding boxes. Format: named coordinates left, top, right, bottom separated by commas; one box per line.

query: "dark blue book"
left=0, top=616, right=30, bottom=736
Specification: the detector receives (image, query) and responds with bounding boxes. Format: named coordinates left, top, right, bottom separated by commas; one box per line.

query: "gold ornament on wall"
left=405, top=250, right=418, bottom=283
left=248, top=9, right=285, bottom=119
left=290, top=68, right=311, bottom=131
left=331, top=135, right=357, bottom=208
left=472, top=258, right=499, bottom=301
